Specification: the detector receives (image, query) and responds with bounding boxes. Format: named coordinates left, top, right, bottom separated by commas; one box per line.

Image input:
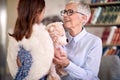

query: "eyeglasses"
left=60, top=9, right=84, bottom=16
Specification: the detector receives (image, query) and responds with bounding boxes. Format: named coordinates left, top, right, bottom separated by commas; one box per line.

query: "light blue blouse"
left=62, top=28, right=102, bottom=80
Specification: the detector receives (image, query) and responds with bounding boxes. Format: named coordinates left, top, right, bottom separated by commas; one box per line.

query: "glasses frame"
left=60, top=9, right=84, bottom=16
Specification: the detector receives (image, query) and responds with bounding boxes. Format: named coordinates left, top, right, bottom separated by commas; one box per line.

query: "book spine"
left=106, top=26, right=117, bottom=45
left=91, top=7, right=102, bottom=24
left=101, top=28, right=110, bottom=44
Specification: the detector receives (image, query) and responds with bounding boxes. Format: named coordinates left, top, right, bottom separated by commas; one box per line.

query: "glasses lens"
left=60, top=9, right=74, bottom=16
left=67, top=9, right=74, bottom=16
left=61, top=10, right=65, bottom=16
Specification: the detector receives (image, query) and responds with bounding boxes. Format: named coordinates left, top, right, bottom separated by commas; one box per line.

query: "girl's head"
left=17, top=0, right=45, bottom=24
left=10, top=0, right=45, bottom=41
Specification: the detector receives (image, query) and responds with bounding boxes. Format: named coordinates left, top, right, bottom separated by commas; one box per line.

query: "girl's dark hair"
left=9, top=0, right=45, bottom=41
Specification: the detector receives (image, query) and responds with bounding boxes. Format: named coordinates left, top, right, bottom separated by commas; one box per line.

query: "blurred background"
left=0, top=0, right=105, bottom=80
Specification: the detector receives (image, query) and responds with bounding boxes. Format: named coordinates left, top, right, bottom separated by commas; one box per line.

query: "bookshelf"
left=86, top=23, right=120, bottom=27
left=87, top=2, right=120, bottom=26
left=103, top=44, right=120, bottom=47
left=86, top=1, right=120, bottom=56
left=89, top=2, right=120, bottom=7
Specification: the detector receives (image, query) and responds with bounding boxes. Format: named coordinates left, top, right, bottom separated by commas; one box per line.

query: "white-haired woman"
left=53, top=1, right=102, bottom=80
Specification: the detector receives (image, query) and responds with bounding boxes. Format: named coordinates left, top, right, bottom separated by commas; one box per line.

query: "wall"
left=7, top=0, right=18, bottom=31
left=45, top=0, right=66, bottom=17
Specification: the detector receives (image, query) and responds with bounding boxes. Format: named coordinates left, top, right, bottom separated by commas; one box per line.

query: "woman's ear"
left=82, top=15, right=87, bottom=21
left=82, top=15, right=87, bottom=25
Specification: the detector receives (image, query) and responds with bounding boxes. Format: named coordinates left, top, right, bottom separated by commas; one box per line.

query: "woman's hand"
left=53, top=48, right=70, bottom=68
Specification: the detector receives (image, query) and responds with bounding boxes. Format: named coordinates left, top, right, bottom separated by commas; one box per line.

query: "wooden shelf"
left=103, top=44, right=120, bottom=47
left=85, top=24, right=120, bottom=27
left=89, top=2, right=120, bottom=7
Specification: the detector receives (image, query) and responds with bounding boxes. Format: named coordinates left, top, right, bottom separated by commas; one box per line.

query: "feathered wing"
left=7, top=23, right=54, bottom=80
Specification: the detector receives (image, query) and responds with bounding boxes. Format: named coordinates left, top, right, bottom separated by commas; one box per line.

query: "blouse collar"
left=66, top=27, right=87, bottom=43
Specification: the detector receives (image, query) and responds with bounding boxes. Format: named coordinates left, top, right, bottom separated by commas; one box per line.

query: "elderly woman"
left=53, top=1, right=102, bottom=80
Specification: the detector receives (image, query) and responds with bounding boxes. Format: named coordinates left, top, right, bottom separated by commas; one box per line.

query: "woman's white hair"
left=66, top=0, right=91, bottom=24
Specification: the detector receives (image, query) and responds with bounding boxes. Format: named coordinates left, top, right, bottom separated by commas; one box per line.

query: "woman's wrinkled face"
left=62, top=3, right=84, bottom=30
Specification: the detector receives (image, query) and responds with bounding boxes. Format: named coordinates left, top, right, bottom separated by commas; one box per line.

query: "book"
left=106, top=26, right=117, bottom=45
left=111, top=28, right=120, bottom=45
left=116, top=49, right=120, bottom=58
left=91, top=0, right=97, bottom=3
left=103, top=46, right=117, bottom=56
left=87, top=8, right=96, bottom=24
left=91, top=7, right=102, bottom=24
left=101, top=28, right=110, bottom=44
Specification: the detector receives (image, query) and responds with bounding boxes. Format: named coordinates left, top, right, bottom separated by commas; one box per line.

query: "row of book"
left=91, top=0, right=120, bottom=3
left=101, top=26, right=120, bottom=45
left=103, top=47, right=120, bottom=57
left=88, top=6, right=120, bottom=24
